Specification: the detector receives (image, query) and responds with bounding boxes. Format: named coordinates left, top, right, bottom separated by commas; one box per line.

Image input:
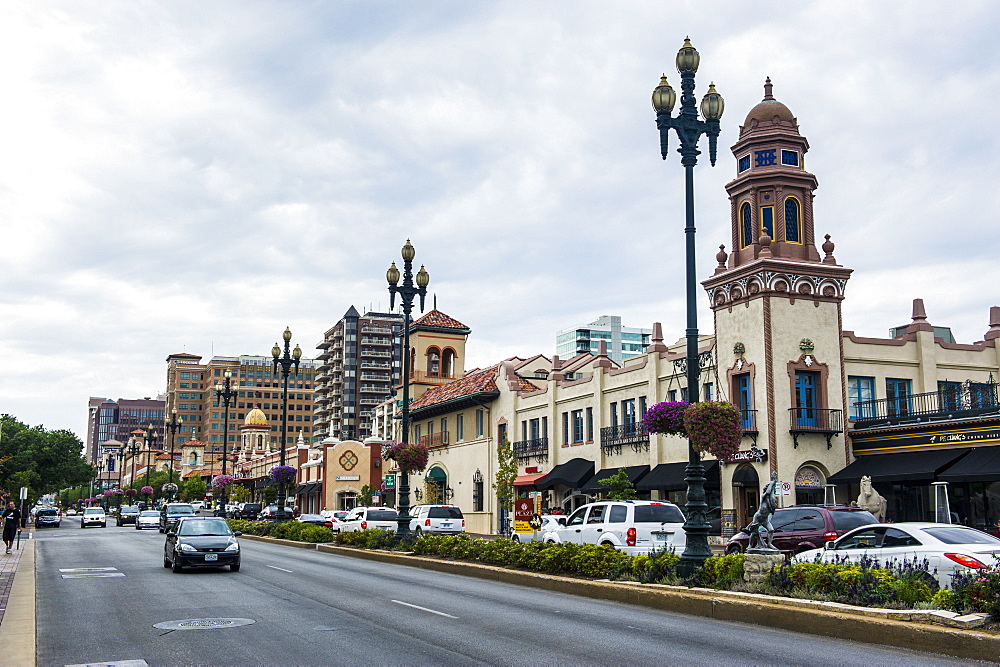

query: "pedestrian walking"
left=1, top=501, right=22, bottom=554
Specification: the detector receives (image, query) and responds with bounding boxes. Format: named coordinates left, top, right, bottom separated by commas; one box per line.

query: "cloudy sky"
left=1, top=1, right=998, bottom=441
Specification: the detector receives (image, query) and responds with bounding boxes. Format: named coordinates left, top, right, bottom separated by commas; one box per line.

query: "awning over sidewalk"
left=535, top=458, right=595, bottom=491
left=580, top=465, right=650, bottom=493
left=827, top=448, right=970, bottom=484
left=293, top=483, right=320, bottom=495
left=513, top=473, right=547, bottom=487
left=635, top=460, right=720, bottom=491
left=937, top=447, right=1000, bottom=483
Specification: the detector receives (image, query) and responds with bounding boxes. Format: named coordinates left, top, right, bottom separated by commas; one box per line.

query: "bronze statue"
left=746, top=471, right=780, bottom=552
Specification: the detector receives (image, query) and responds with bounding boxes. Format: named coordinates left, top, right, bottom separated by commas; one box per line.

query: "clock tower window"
left=784, top=197, right=801, bottom=243
left=760, top=206, right=774, bottom=239
left=740, top=202, right=753, bottom=248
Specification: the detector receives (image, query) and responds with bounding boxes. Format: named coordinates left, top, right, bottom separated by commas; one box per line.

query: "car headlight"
left=225, top=542, right=240, bottom=552
left=178, top=543, right=197, bottom=552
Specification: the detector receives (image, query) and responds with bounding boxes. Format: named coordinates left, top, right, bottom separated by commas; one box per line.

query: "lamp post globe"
left=271, top=328, right=301, bottom=522
left=652, top=38, right=724, bottom=577
left=386, top=239, right=429, bottom=539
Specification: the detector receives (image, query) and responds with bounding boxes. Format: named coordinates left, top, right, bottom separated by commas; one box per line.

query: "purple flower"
left=212, top=474, right=235, bottom=489
left=683, top=401, right=743, bottom=460
left=383, top=442, right=429, bottom=474
left=269, top=465, right=297, bottom=485
left=125, top=489, right=137, bottom=497
left=642, top=401, right=689, bottom=437
left=140, top=486, right=154, bottom=495
left=102, top=490, right=113, bottom=497
left=161, top=483, right=178, bottom=493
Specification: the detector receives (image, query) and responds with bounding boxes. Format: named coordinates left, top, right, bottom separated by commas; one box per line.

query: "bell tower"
left=703, top=79, right=853, bottom=515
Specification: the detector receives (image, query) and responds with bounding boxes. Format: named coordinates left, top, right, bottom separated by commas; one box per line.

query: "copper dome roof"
left=742, top=78, right=798, bottom=131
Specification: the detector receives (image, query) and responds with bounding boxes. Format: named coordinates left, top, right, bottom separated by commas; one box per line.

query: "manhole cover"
left=153, top=618, right=255, bottom=630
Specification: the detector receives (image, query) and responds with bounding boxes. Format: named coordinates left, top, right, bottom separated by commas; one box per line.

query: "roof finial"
left=433, top=293, right=437, bottom=310
left=763, top=77, right=774, bottom=101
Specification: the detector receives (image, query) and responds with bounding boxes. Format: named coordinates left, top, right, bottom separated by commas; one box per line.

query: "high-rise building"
left=556, top=315, right=651, bottom=365
left=314, top=307, right=404, bottom=441
left=85, top=396, right=165, bottom=464
left=165, top=352, right=318, bottom=470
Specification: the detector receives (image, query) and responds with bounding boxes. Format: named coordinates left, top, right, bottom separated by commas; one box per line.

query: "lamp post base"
left=676, top=458, right=713, bottom=578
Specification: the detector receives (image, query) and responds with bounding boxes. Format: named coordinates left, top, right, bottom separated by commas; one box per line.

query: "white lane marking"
left=62, top=573, right=126, bottom=578
left=59, top=567, right=118, bottom=572
left=391, top=600, right=458, bottom=619
left=266, top=565, right=294, bottom=573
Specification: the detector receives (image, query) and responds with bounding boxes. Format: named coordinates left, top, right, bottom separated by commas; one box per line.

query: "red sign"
left=525, top=466, right=540, bottom=474
left=514, top=498, right=534, bottom=522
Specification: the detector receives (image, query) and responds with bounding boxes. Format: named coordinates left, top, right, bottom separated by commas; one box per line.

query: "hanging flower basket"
left=269, top=465, right=297, bottom=485
left=212, top=474, right=235, bottom=489
left=682, top=401, right=743, bottom=460
left=161, top=483, right=178, bottom=494
left=112, top=489, right=124, bottom=497
left=383, top=442, right=430, bottom=475
left=141, top=485, right=155, bottom=496
left=125, top=488, right=137, bottom=497
left=641, top=401, right=690, bottom=437
left=102, top=490, right=113, bottom=498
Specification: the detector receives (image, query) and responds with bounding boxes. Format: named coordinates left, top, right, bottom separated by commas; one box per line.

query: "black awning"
left=827, top=448, right=970, bottom=484
left=581, top=465, right=650, bottom=493
left=938, top=447, right=1000, bottom=483
left=254, top=479, right=274, bottom=489
left=731, top=465, right=761, bottom=487
left=636, top=460, right=720, bottom=491
left=536, top=458, right=595, bottom=491
left=292, top=484, right=313, bottom=495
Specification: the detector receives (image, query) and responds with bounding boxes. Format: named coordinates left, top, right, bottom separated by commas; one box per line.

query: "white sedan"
left=794, top=522, right=1000, bottom=588
left=135, top=510, right=160, bottom=530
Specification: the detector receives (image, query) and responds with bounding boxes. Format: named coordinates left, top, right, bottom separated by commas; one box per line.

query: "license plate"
left=205, top=554, right=218, bottom=561
left=654, top=532, right=672, bottom=541
left=441, top=523, right=452, bottom=528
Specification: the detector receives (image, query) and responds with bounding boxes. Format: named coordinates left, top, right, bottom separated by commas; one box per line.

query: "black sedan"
left=297, top=513, right=334, bottom=529
left=163, top=517, right=242, bottom=573
left=116, top=506, right=140, bottom=526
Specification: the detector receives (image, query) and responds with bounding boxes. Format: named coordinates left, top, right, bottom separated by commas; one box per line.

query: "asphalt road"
left=34, top=522, right=976, bottom=666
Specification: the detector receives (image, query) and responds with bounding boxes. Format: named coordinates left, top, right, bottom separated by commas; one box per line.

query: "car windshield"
left=178, top=520, right=233, bottom=536
left=139, top=511, right=159, bottom=517
left=300, top=514, right=325, bottom=521
left=428, top=507, right=463, bottom=519
left=83, top=508, right=103, bottom=515
left=38, top=510, right=58, bottom=516
left=922, top=526, right=1000, bottom=545
left=830, top=510, right=878, bottom=531
left=368, top=510, right=398, bottom=521
left=634, top=504, right=685, bottom=523
left=121, top=507, right=138, bottom=513
left=168, top=506, right=195, bottom=515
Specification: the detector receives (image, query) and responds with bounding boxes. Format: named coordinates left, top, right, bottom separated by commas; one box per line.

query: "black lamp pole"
left=144, top=424, right=157, bottom=489
left=214, top=369, right=239, bottom=515
left=271, top=327, right=302, bottom=523
left=652, top=37, right=725, bottom=576
left=117, top=450, right=125, bottom=490
left=165, top=409, right=181, bottom=493
left=386, top=239, right=430, bottom=538
left=127, top=443, right=139, bottom=489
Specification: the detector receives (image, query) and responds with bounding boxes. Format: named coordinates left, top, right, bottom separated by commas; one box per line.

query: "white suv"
left=408, top=505, right=465, bottom=536
left=548, top=500, right=686, bottom=555
left=80, top=507, right=107, bottom=528
left=339, top=507, right=399, bottom=533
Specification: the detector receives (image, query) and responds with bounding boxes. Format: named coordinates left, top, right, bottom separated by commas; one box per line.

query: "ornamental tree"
left=596, top=467, right=638, bottom=500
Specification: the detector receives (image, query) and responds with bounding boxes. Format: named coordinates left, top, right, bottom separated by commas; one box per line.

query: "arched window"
left=442, top=349, right=455, bottom=378
left=427, top=347, right=441, bottom=377
left=784, top=197, right=801, bottom=243
left=740, top=202, right=753, bottom=248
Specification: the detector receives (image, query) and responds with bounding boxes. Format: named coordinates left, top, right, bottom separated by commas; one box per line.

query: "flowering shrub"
left=683, top=401, right=743, bottom=460
left=946, top=558, right=1000, bottom=619
left=384, top=442, right=430, bottom=474
left=125, top=489, right=137, bottom=497
left=641, top=401, right=689, bottom=437
left=112, top=489, right=124, bottom=497
left=765, top=555, right=936, bottom=608
left=269, top=465, right=297, bottom=485
left=141, top=486, right=154, bottom=496
left=161, top=483, right=178, bottom=493
left=212, top=474, right=235, bottom=489
left=102, top=490, right=113, bottom=497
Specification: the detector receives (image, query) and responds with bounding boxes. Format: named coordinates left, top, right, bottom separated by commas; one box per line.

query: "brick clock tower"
left=703, top=80, right=853, bottom=531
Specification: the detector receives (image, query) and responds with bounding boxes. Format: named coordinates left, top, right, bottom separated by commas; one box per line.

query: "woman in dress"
left=2, top=501, right=22, bottom=554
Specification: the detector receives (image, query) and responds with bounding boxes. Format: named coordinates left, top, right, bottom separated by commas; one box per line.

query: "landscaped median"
left=231, top=524, right=1000, bottom=661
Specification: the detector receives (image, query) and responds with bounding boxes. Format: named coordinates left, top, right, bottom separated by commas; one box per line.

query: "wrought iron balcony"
left=513, top=437, right=549, bottom=462
left=851, top=380, right=999, bottom=429
left=418, top=431, right=450, bottom=448
left=788, top=408, right=843, bottom=449
left=600, top=423, right=650, bottom=455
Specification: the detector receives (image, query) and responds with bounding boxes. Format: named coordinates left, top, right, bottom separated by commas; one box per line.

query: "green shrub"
left=950, top=560, right=1000, bottom=619
left=298, top=524, right=336, bottom=543
left=693, top=553, right=744, bottom=588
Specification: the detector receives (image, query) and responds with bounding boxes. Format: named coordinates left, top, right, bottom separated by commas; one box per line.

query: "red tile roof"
left=411, top=310, right=470, bottom=331
left=409, top=361, right=538, bottom=412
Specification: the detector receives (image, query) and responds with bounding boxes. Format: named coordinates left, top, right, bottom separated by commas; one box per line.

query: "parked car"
left=80, top=507, right=107, bottom=528
left=726, top=505, right=879, bottom=555
left=510, top=515, right=562, bottom=543
left=297, top=513, right=335, bottom=529
left=159, top=503, right=196, bottom=533
left=116, top=506, right=140, bottom=526
left=135, top=510, right=160, bottom=530
left=339, top=507, right=399, bottom=533
left=35, top=508, right=61, bottom=528
left=190, top=501, right=205, bottom=512
left=548, top=500, right=686, bottom=555
left=794, top=523, right=1000, bottom=588
left=321, top=510, right=349, bottom=522
left=409, top=505, right=466, bottom=536
left=163, top=516, right=242, bottom=573
left=65, top=509, right=78, bottom=516
left=232, top=503, right=262, bottom=520
left=258, top=505, right=295, bottom=521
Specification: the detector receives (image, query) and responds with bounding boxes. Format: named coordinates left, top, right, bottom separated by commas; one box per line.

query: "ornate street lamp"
left=164, top=409, right=181, bottom=489
left=652, top=37, right=724, bottom=576
left=144, top=424, right=158, bottom=489
left=386, top=239, right=429, bottom=537
left=271, top=327, right=302, bottom=522
left=214, top=369, right=239, bottom=516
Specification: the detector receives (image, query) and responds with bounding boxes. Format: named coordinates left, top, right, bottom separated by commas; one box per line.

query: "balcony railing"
left=410, top=370, right=459, bottom=385
left=419, top=431, right=449, bottom=448
left=600, top=423, right=649, bottom=455
left=513, top=437, right=549, bottom=462
left=788, top=408, right=843, bottom=449
left=852, top=381, right=999, bottom=429
left=360, top=337, right=392, bottom=345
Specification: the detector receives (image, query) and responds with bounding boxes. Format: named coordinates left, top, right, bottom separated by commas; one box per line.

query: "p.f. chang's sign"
left=724, top=445, right=767, bottom=464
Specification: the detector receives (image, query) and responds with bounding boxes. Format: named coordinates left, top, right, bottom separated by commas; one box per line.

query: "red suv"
left=725, top=505, right=878, bottom=555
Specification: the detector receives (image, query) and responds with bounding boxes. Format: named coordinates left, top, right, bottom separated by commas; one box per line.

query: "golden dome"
left=245, top=406, right=268, bottom=426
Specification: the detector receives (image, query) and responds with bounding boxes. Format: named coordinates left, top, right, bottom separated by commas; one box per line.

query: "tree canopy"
left=0, top=414, right=93, bottom=501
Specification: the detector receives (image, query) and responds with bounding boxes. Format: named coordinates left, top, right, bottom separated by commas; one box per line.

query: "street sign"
left=780, top=481, right=792, bottom=496
left=514, top=498, right=534, bottom=533
left=383, top=474, right=396, bottom=490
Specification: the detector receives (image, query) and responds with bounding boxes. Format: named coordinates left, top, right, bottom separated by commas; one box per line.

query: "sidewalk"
left=0, top=532, right=35, bottom=666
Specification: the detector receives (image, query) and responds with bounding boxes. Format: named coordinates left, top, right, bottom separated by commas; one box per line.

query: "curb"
left=0, top=540, right=35, bottom=667
left=241, top=534, right=1000, bottom=662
